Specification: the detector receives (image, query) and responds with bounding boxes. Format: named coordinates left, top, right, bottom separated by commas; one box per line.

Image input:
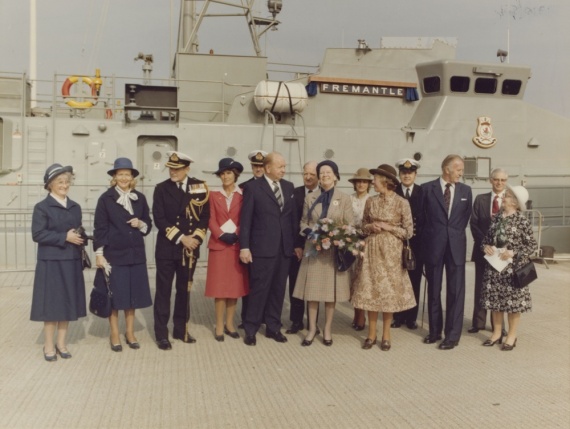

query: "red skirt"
left=205, top=247, right=249, bottom=298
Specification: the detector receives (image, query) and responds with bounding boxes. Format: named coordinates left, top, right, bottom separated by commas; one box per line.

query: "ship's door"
left=137, top=136, right=178, bottom=205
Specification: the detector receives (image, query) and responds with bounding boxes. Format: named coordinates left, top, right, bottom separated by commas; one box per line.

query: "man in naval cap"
left=391, top=158, right=424, bottom=331
left=152, top=151, right=210, bottom=350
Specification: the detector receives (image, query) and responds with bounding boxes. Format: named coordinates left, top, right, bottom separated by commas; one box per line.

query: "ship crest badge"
left=473, top=116, right=497, bottom=148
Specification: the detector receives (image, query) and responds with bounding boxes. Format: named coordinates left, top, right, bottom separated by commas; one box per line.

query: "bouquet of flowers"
left=305, top=218, right=366, bottom=259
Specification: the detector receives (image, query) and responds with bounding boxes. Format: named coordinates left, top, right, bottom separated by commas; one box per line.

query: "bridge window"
left=502, top=79, right=522, bottom=95
left=474, top=78, right=497, bottom=94
left=423, top=76, right=440, bottom=94
left=450, top=76, right=470, bottom=92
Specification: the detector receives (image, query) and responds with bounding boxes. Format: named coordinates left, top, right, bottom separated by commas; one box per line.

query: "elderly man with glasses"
left=468, top=168, right=508, bottom=335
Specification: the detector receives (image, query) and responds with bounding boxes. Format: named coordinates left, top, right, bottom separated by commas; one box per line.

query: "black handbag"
left=514, top=259, right=537, bottom=289
left=89, top=268, right=113, bottom=318
left=336, top=248, right=356, bottom=272
left=402, top=239, right=416, bottom=271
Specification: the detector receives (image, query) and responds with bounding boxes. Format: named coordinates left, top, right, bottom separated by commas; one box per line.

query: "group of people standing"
left=30, top=150, right=536, bottom=361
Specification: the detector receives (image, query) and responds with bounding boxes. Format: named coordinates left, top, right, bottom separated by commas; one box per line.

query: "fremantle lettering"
left=320, top=83, right=405, bottom=97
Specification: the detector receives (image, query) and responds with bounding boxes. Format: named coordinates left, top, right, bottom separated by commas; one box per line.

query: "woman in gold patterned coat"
left=351, top=164, right=416, bottom=351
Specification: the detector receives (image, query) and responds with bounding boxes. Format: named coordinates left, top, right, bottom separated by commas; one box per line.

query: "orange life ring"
left=62, top=75, right=99, bottom=109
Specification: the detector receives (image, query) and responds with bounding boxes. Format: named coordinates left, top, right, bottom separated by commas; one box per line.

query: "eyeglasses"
left=492, top=178, right=507, bottom=183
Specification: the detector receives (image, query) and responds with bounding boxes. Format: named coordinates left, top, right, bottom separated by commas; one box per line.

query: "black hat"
left=369, top=164, right=399, bottom=185
left=107, top=157, right=140, bottom=178
left=317, top=160, right=340, bottom=181
left=43, top=163, right=73, bottom=189
left=214, top=158, right=244, bottom=176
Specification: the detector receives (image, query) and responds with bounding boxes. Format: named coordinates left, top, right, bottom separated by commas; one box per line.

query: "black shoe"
left=423, top=335, right=442, bottom=344
left=173, top=334, right=197, bottom=344
left=502, top=329, right=508, bottom=338
left=214, top=334, right=224, bottom=342
left=482, top=337, right=503, bottom=347
left=43, top=348, right=57, bottom=362
left=406, top=321, right=418, bottom=330
left=238, top=323, right=245, bottom=330
left=438, top=339, right=459, bottom=350
left=265, top=330, right=288, bottom=343
left=353, top=324, right=365, bottom=331
left=501, top=338, right=517, bottom=351
left=157, top=339, right=172, bottom=350
left=285, top=322, right=304, bottom=334
left=125, top=335, right=140, bottom=350
left=55, top=345, right=72, bottom=359
left=467, top=327, right=481, bottom=334
left=110, top=338, right=123, bottom=352
left=362, top=337, right=377, bottom=350
left=224, top=326, right=240, bottom=339
left=390, top=320, right=402, bottom=328
left=244, top=335, right=256, bottom=346
left=323, top=338, right=333, bottom=346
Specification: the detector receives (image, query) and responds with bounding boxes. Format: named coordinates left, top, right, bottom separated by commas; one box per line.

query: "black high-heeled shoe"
left=501, top=338, right=517, bottom=351
left=323, top=337, right=333, bottom=346
left=301, top=331, right=317, bottom=346
left=362, top=337, right=377, bottom=350
left=224, top=326, right=240, bottom=339
left=125, top=335, right=140, bottom=350
left=43, top=348, right=57, bottom=362
left=482, top=337, right=503, bottom=347
left=110, top=338, right=123, bottom=352
left=55, top=345, right=72, bottom=358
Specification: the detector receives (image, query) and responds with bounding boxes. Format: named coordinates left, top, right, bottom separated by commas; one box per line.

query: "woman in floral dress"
left=351, top=164, right=416, bottom=351
left=481, top=185, right=537, bottom=351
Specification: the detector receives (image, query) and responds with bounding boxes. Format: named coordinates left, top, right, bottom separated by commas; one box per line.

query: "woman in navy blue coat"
left=93, top=158, right=152, bottom=351
left=31, top=164, right=87, bottom=361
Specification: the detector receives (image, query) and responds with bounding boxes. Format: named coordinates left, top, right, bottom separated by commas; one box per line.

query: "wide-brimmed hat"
left=43, top=163, right=73, bottom=189
left=369, top=164, right=399, bottom=185
left=248, top=150, right=268, bottom=166
left=507, top=184, right=529, bottom=211
left=107, top=157, right=140, bottom=177
left=214, top=158, right=244, bottom=176
left=348, top=167, right=373, bottom=183
left=165, top=151, right=194, bottom=169
left=317, top=160, right=340, bottom=181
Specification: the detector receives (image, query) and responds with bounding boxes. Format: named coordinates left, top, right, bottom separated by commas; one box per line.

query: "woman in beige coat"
left=293, top=160, right=354, bottom=346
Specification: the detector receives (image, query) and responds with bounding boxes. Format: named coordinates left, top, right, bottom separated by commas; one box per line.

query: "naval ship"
left=0, top=0, right=569, bottom=270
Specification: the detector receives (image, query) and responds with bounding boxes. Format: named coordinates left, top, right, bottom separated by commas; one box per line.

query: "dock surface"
left=1, top=261, right=569, bottom=429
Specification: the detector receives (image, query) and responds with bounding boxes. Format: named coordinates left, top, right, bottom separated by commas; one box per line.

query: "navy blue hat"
left=317, top=160, right=340, bottom=181
left=214, top=158, right=244, bottom=176
left=44, top=163, right=73, bottom=189
left=107, top=157, right=140, bottom=178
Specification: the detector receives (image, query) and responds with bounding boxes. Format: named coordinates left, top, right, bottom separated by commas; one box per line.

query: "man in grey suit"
left=468, top=168, right=508, bottom=333
left=421, top=154, right=472, bottom=350
left=239, top=152, right=299, bottom=346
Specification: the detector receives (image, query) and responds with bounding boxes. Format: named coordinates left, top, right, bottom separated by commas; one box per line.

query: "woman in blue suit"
left=94, top=158, right=152, bottom=351
left=31, top=164, right=87, bottom=361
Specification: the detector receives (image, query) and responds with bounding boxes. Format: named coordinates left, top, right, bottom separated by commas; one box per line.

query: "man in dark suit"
left=421, top=154, right=472, bottom=350
left=286, top=160, right=318, bottom=334
left=153, top=151, right=210, bottom=350
left=238, top=149, right=267, bottom=329
left=469, top=167, right=508, bottom=334
left=392, top=158, right=424, bottom=330
left=239, top=152, right=299, bottom=345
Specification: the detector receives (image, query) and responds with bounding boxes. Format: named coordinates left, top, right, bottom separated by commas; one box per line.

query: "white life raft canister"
left=254, top=81, right=308, bottom=114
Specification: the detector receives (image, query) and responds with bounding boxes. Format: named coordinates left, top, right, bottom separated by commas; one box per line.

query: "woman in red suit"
left=205, top=158, right=249, bottom=341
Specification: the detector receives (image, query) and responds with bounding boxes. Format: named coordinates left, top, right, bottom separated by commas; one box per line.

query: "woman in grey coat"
left=293, top=160, right=354, bottom=346
left=31, top=164, right=86, bottom=361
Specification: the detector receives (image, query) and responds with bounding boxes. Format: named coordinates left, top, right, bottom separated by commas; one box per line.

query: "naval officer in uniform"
left=391, top=158, right=424, bottom=330
left=153, top=151, right=210, bottom=350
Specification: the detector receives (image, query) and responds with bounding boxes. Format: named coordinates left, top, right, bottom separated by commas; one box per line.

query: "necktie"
left=405, top=188, right=411, bottom=199
left=444, top=183, right=451, bottom=212
left=178, top=182, right=184, bottom=192
left=492, top=195, right=500, bottom=215
left=308, top=189, right=313, bottom=194
left=273, top=181, right=283, bottom=209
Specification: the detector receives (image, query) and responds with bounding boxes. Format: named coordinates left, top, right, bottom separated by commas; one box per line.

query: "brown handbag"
left=402, top=239, right=416, bottom=271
